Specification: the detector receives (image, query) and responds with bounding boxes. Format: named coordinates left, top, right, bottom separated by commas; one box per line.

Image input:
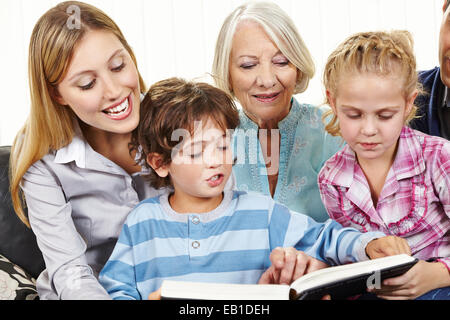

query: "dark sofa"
left=0, top=146, right=45, bottom=298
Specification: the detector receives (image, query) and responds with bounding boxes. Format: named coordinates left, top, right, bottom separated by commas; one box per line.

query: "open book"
left=161, top=254, right=418, bottom=300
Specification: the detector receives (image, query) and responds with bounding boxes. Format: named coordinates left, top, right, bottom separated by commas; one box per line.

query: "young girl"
left=319, top=30, right=450, bottom=300
left=9, top=1, right=158, bottom=299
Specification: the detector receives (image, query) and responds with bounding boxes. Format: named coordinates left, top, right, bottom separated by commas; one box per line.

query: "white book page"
left=162, top=281, right=290, bottom=300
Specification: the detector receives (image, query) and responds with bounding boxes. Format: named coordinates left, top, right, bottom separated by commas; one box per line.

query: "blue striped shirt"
left=99, top=190, right=384, bottom=300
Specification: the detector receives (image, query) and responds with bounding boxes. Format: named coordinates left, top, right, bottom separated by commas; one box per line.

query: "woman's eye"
left=240, top=64, right=255, bottom=69
left=112, top=63, right=125, bottom=72
left=79, top=79, right=96, bottom=91
left=274, top=60, right=289, bottom=66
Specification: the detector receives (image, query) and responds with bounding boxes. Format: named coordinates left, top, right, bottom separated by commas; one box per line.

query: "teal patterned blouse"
left=232, top=98, right=343, bottom=222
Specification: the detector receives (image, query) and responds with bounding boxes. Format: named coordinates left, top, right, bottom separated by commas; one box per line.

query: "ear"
left=146, top=153, right=169, bottom=178
left=326, top=90, right=337, bottom=114
left=405, top=89, right=419, bottom=119
left=228, top=74, right=234, bottom=94
left=55, top=95, right=67, bottom=106
left=296, top=70, right=303, bottom=87
left=50, top=85, right=67, bottom=106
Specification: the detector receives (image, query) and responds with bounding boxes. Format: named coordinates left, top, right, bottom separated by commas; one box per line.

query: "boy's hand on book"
left=365, top=236, right=411, bottom=259
left=258, top=247, right=329, bottom=285
left=148, top=288, right=162, bottom=300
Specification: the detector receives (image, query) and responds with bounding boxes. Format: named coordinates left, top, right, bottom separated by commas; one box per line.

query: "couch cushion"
left=0, top=146, right=45, bottom=279
left=0, top=254, right=38, bottom=300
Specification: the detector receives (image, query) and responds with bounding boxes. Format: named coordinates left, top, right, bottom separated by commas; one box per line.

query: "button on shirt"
left=318, top=126, right=450, bottom=270
left=21, top=123, right=161, bottom=300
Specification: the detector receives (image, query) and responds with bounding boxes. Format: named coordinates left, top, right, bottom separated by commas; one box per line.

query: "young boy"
left=99, top=77, right=410, bottom=300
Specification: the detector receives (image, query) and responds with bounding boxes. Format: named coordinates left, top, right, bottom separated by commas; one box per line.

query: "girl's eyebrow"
left=340, top=105, right=401, bottom=112
left=340, top=105, right=361, bottom=111
left=67, top=48, right=124, bottom=82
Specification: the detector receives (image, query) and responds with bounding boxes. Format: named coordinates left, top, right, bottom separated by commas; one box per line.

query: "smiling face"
left=328, top=72, right=416, bottom=165
left=229, top=21, right=298, bottom=128
left=57, top=29, right=140, bottom=135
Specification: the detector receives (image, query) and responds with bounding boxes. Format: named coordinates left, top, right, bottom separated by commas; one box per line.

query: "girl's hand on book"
left=258, top=247, right=329, bottom=285
left=148, top=287, right=162, bottom=300
left=367, top=260, right=450, bottom=300
left=365, top=235, right=411, bottom=259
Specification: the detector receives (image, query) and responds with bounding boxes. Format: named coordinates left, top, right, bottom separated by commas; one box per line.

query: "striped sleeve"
left=269, top=201, right=385, bottom=265
left=99, top=222, right=141, bottom=300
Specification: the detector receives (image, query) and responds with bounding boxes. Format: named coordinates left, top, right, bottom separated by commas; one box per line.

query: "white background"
left=0, top=0, right=444, bottom=145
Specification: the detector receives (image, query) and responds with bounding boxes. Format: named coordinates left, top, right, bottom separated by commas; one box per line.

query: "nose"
left=361, top=117, right=378, bottom=136
left=103, top=74, right=121, bottom=101
left=203, top=145, right=223, bottom=168
left=256, top=64, right=276, bottom=88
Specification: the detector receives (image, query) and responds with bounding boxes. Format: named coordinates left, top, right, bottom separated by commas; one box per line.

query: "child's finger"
left=305, top=257, right=329, bottom=274
left=383, top=272, right=412, bottom=287
left=376, top=294, right=407, bottom=300
left=391, top=237, right=411, bottom=256
left=292, top=251, right=308, bottom=280
left=400, top=239, right=412, bottom=255
left=371, top=287, right=412, bottom=300
left=148, top=288, right=162, bottom=300
left=258, top=265, right=278, bottom=284
left=269, top=247, right=287, bottom=269
left=279, top=248, right=297, bottom=284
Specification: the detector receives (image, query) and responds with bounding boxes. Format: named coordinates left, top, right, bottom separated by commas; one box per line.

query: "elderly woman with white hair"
left=212, top=1, right=342, bottom=222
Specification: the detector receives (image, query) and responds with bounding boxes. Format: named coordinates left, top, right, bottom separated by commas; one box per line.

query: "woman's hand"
left=258, top=247, right=329, bottom=285
left=367, top=260, right=450, bottom=300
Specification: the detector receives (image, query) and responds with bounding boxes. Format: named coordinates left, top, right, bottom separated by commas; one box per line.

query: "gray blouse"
left=21, top=123, right=161, bottom=299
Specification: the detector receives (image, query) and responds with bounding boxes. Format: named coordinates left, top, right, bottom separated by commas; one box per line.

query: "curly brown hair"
left=130, top=77, right=240, bottom=189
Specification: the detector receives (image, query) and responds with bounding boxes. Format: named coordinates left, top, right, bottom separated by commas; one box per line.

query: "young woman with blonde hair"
left=9, top=1, right=158, bottom=299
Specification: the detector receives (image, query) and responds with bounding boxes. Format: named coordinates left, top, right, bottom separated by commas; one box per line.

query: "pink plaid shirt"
left=318, top=126, right=450, bottom=270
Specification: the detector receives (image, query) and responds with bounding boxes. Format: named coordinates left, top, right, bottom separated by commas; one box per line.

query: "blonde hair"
left=323, top=30, right=421, bottom=136
left=10, top=1, right=146, bottom=227
left=212, top=1, right=315, bottom=97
